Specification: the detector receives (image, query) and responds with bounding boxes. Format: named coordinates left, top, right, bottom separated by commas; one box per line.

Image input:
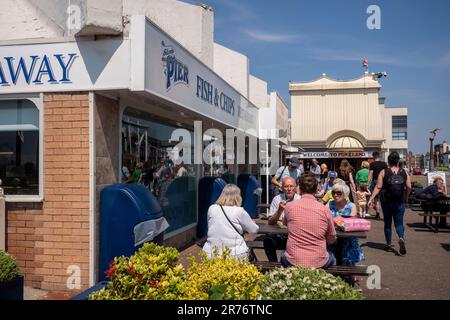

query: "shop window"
left=121, top=107, right=197, bottom=233
left=0, top=99, right=39, bottom=196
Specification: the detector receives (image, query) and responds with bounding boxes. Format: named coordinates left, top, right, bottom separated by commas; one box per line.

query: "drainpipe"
left=0, top=179, right=5, bottom=251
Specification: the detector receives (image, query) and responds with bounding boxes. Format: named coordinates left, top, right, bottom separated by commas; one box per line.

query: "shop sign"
left=138, top=16, right=257, bottom=131
left=0, top=40, right=130, bottom=93
left=0, top=53, right=78, bottom=86
left=159, top=39, right=235, bottom=117
left=300, top=151, right=370, bottom=158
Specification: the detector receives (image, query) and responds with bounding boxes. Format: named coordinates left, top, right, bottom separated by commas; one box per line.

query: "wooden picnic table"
left=252, top=221, right=367, bottom=266
left=417, top=199, right=450, bottom=233
left=255, top=222, right=367, bottom=239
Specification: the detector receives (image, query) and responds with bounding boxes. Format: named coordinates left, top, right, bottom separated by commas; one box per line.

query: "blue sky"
left=182, top=0, right=450, bottom=154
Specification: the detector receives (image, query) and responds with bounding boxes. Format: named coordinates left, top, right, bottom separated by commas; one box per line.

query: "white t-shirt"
left=177, top=166, right=188, bottom=177
left=203, top=204, right=259, bottom=259
left=269, top=193, right=301, bottom=221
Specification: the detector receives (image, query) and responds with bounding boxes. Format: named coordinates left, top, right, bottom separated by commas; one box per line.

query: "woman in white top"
left=202, top=184, right=259, bottom=260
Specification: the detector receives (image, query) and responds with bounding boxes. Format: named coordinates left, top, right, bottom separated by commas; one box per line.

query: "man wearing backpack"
left=368, top=151, right=412, bottom=255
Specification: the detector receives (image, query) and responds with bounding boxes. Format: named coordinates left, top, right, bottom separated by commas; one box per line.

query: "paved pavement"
left=25, top=206, right=450, bottom=300
left=359, top=207, right=450, bottom=300
left=180, top=207, right=450, bottom=300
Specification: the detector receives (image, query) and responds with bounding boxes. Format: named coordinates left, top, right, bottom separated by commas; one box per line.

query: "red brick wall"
left=7, top=92, right=91, bottom=293
left=6, top=202, right=44, bottom=289
left=40, top=92, right=91, bottom=292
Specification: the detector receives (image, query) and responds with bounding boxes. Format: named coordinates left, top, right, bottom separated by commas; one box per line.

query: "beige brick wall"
left=38, top=92, right=90, bottom=292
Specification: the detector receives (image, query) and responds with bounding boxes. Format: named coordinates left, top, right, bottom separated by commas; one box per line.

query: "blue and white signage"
left=0, top=54, right=78, bottom=86
left=162, top=41, right=189, bottom=91
left=0, top=40, right=130, bottom=93
left=131, top=16, right=258, bottom=132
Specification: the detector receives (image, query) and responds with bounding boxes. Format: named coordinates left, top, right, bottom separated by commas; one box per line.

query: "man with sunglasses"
left=263, top=176, right=301, bottom=262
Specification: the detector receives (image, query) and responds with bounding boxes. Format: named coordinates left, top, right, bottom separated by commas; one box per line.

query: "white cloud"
left=243, top=29, right=300, bottom=43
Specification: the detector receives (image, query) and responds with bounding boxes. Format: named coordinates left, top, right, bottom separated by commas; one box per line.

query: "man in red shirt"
left=281, top=172, right=337, bottom=269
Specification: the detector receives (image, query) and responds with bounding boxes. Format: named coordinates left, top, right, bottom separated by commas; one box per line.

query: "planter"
left=0, top=275, right=24, bottom=300
left=71, top=281, right=109, bottom=300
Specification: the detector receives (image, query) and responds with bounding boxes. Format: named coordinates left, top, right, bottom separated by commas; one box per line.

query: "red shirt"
left=283, top=194, right=337, bottom=268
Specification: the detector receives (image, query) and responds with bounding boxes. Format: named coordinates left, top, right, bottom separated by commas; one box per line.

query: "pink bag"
left=334, top=216, right=371, bottom=232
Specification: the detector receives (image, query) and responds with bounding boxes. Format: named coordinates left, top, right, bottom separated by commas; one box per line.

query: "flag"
left=18, top=130, right=24, bottom=143
left=362, top=58, right=369, bottom=68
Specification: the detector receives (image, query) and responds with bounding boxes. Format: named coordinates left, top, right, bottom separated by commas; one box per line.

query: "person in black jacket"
left=420, top=176, right=449, bottom=228
left=368, top=152, right=412, bottom=255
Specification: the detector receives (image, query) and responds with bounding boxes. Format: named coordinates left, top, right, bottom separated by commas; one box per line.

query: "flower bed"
left=88, top=243, right=363, bottom=300
left=259, top=266, right=363, bottom=300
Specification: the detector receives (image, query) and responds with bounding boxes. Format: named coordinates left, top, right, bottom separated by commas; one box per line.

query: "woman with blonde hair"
left=202, top=184, right=259, bottom=260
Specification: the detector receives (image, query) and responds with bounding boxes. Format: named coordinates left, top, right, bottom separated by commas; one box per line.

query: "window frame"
left=0, top=93, right=44, bottom=202
left=392, top=115, right=408, bottom=141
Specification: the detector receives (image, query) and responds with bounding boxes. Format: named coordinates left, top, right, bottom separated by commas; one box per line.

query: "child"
left=356, top=184, right=371, bottom=217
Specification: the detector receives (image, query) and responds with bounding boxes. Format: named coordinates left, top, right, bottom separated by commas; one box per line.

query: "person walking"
left=368, top=151, right=412, bottom=255
left=355, top=161, right=370, bottom=215
left=338, top=159, right=356, bottom=201
left=368, top=152, right=387, bottom=219
left=271, top=157, right=303, bottom=195
left=309, top=158, right=322, bottom=182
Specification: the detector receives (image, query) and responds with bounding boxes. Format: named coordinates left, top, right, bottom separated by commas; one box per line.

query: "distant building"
left=434, top=140, right=450, bottom=167
left=289, top=73, right=408, bottom=171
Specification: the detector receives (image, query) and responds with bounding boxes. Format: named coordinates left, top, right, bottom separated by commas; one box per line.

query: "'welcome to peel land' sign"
left=300, top=151, right=370, bottom=158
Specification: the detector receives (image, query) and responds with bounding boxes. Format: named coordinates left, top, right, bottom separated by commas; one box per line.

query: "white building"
left=289, top=73, right=408, bottom=171
left=0, top=0, right=286, bottom=293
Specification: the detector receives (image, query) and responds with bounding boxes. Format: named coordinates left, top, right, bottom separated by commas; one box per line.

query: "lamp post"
left=429, top=128, right=440, bottom=171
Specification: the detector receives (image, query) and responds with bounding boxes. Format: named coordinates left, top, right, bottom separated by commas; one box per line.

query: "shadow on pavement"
left=440, top=243, right=450, bottom=252
left=365, top=242, right=402, bottom=256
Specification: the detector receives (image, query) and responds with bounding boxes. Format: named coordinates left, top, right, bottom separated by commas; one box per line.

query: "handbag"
left=219, top=205, right=256, bottom=262
left=334, top=216, right=371, bottom=232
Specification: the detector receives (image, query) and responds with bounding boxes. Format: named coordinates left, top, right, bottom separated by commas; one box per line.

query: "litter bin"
left=98, top=184, right=169, bottom=281
left=237, top=174, right=260, bottom=218
left=197, top=177, right=226, bottom=238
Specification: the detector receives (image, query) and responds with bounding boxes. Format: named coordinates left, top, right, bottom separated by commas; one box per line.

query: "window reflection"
left=0, top=100, right=39, bottom=195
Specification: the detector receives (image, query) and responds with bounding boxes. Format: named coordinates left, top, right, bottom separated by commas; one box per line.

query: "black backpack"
left=383, top=168, right=406, bottom=201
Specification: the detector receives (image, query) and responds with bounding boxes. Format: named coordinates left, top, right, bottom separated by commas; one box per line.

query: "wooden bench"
left=251, top=261, right=369, bottom=276
left=418, top=213, right=450, bottom=233
left=246, top=240, right=266, bottom=261
left=251, top=261, right=369, bottom=287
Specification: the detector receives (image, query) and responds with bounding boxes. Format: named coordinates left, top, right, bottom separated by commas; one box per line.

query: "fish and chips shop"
left=0, top=16, right=260, bottom=292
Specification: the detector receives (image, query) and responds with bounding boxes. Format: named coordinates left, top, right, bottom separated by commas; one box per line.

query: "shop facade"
left=0, top=16, right=262, bottom=291
left=289, top=73, right=408, bottom=171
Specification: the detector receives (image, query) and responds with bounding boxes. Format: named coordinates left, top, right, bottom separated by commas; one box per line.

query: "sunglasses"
left=332, top=191, right=343, bottom=196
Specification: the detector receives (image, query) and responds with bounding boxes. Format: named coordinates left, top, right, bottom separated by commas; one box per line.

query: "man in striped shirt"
left=281, top=172, right=337, bottom=269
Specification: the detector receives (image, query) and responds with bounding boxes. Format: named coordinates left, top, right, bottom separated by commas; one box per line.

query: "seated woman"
left=202, top=184, right=259, bottom=260
left=420, top=176, right=449, bottom=228
left=327, top=183, right=365, bottom=266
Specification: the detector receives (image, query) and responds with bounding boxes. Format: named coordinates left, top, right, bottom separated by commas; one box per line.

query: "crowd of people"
left=202, top=151, right=417, bottom=271
left=121, top=159, right=190, bottom=201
